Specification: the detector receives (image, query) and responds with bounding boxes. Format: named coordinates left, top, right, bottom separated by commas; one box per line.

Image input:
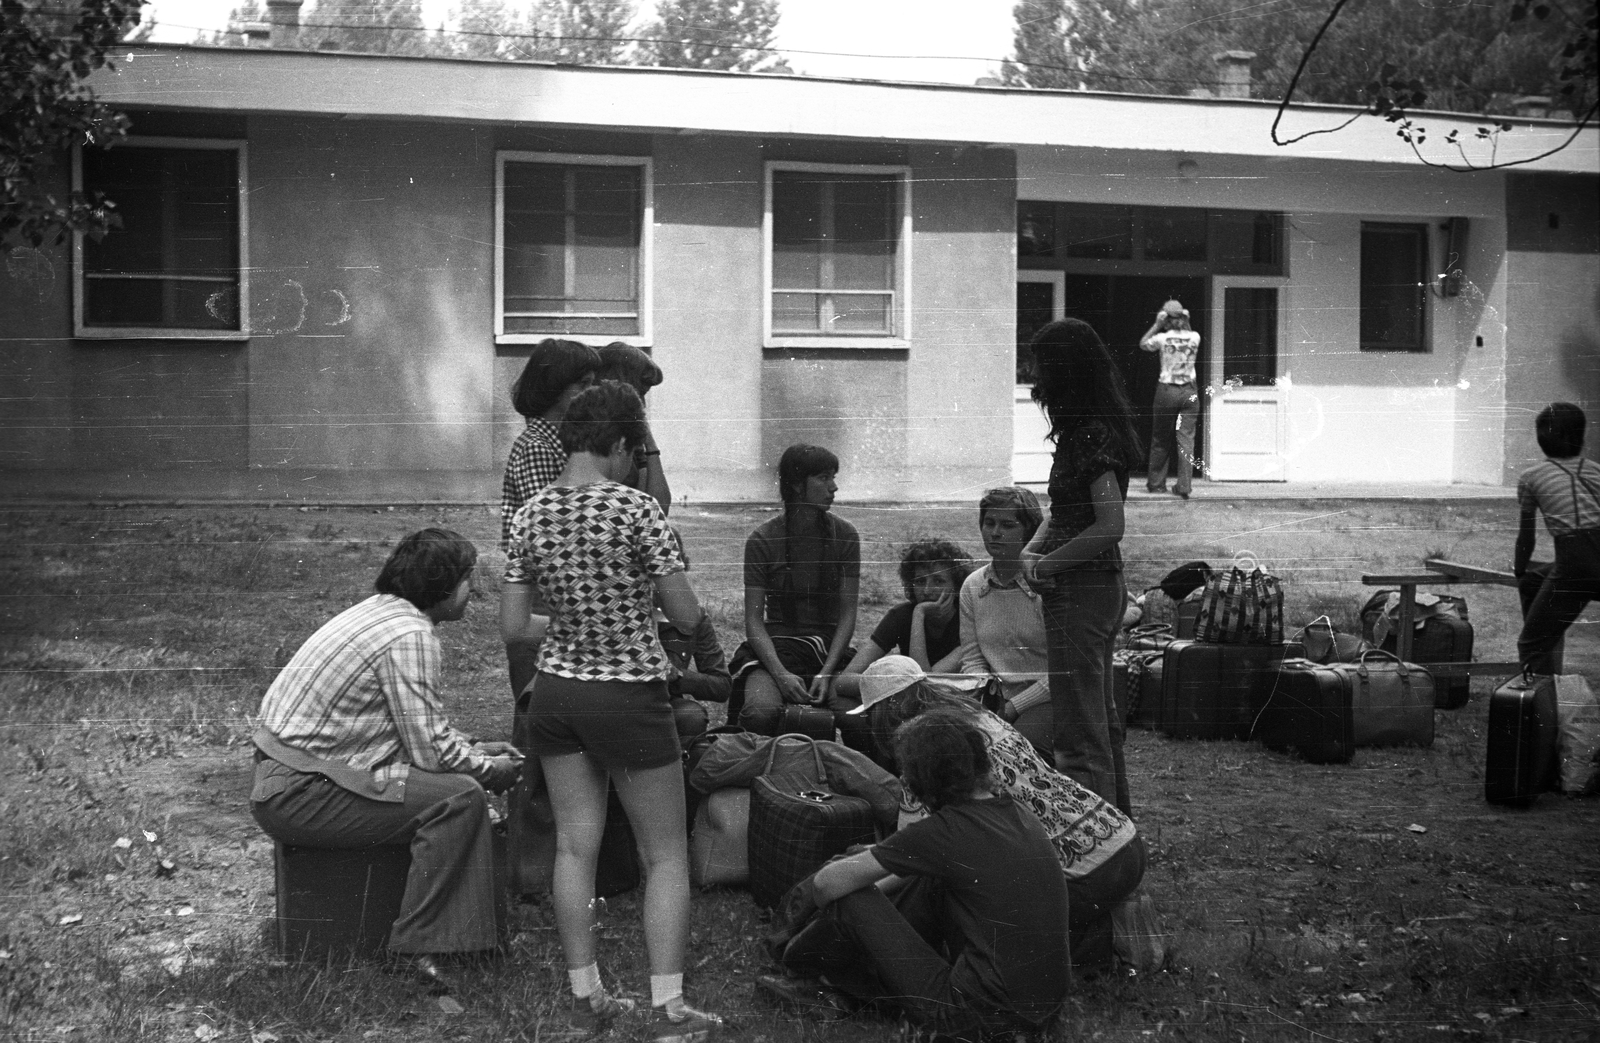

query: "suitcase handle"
left=763, top=732, right=828, bottom=781
left=1355, top=649, right=1408, bottom=676
left=1128, top=623, right=1175, bottom=637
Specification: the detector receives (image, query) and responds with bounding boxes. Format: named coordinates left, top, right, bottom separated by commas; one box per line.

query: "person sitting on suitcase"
left=250, top=528, right=523, bottom=994
left=729, top=444, right=861, bottom=736
left=768, top=710, right=1069, bottom=1042
left=837, top=538, right=974, bottom=697
left=1515, top=402, right=1600, bottom=674
left=657, top=529, right=732, bottom=747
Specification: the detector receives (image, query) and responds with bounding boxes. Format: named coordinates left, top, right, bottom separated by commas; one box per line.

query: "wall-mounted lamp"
left=1176, top=158, right=1200, bottom=179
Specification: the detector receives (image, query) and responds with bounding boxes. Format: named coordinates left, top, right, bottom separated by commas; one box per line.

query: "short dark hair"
left=894, top=709, right=992, bottom=812
left=1536, top=402, right=1586, bottom=458
left=511, top=339, right=601, bottom=419
left=977, top=486, right=1043, bottom=544
left=596, top=343, right=664, bottom=396
left=777, top=444, right=840, bottom=504
left=898, top=539, right=972, bottom=601
left=558, top=380, right=649, bottom=457
left=375, top=528, right=478, bottom=611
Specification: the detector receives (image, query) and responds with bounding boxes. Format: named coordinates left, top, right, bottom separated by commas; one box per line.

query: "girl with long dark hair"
left=1022, top=318, right=1141, bottom=815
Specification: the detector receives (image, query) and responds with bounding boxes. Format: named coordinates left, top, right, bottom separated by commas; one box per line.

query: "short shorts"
left=527, top=672, right=680, bottom=771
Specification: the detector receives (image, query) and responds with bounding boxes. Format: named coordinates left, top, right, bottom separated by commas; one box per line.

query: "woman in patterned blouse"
left=1021, top=319, right=1141, bottom=817
left=867, top=665, right=1145, bottom=974
left=499, top=381, right=722, bottom=1041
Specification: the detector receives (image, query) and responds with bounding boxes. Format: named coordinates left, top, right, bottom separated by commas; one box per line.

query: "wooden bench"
left=1359, top=558, right=1529, bottom=677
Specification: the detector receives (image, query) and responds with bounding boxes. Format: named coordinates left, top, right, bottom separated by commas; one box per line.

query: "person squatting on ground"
left=860, top=657, right=1145, bottom=973
left=499, top=381, right=722, bottom=1042
left=770, top=709, right=1070, bottom=1042
left=957, top=486, right=1053, bottom=756
left=730, top=444, right=862, bottom=739
left=1023, top=318, right=1140, bottom=816
left=836, top=538, right=972, bottom=699
left=1138, top=299, right=1201, bottom=500
left=250, top=529, right=522, bottom=994
left=1515, top=402, right=1600, bottom=674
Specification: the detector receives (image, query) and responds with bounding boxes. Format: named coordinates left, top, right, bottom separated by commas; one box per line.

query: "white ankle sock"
left=650, top=973, right=684, bottom=1011
left=569, top=963, right=602, bottom=1000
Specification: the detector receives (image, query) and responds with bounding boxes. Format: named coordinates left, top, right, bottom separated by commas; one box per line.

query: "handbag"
left=689, top=787, right=752, bottom=888
left=1331, top=650, right=1435, bottom=748
left=1296, top=616, right=1372, bottom=665
left=747, top=735, right=876, bottom=909
left=1194, top=565, right=1283, bottom=645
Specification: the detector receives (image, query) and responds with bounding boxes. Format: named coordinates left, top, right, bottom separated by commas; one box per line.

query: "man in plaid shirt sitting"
left=251, top=528, right=522, bottom=992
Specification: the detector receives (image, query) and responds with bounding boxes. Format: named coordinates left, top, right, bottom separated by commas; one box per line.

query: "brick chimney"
left=242, top=22, right=270, bottom=47
left=1212, top=51, right=1256, bottom=99
left=1512, top=95, right=1551, bottom=118
left=266, top=0, right=302, bottom=48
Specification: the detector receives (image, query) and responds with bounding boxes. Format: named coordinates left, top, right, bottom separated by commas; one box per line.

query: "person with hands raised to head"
left=729, top=444, right=861, bottom=736
left=1022, top=319, right=1140, bottom=817
left=250, top=529, right=521, bottom=996
left=499, top=381, right=721, bottom=1043
left=1138, top=299, right=1201, bottom=500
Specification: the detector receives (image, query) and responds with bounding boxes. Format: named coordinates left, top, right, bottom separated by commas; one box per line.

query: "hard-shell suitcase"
left=748, top=775, right=876, bottom=909
left=1485, top=674, right=1560, bottom=806
left=1330, top=650, right=1436, bottom=748
left=1252, top=658, right=1356, bottom=764
left=1157, top=640, right=1301, bottom=740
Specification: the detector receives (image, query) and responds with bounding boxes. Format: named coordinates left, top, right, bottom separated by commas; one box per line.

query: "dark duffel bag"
left=747, top=735, right=875, bottom=909
left=776, top=704, right=837, bottom=742
left=1485, top=673, right=1560, bottom=807
left=1158, top=639, right=1303, bottom=741
left=1252, top=658, right=1356, bottom=765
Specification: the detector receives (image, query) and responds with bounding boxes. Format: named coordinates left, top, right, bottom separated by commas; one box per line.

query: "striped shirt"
left=500, top=416, right=567, bottom=550
left=1518, top=457, right=1600, bottom=537
left=256, top=594, right=490, bottom=796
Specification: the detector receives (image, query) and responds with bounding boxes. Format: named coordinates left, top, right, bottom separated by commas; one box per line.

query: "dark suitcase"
left=1332, top=651, right=1435, bottom=748
left=776, top=704, right=837, bottom=741
left=1157, top=640, right=1302, bottom=741
left=1485, top=674, right=1560, bottom=806
left=1362, top=593, right=1474, bottom=710
left=276, top=823, right=509, bottom=959
left=1252, top=659, right=1356, bottom=764
left=747, top=774, right=876, bottom=909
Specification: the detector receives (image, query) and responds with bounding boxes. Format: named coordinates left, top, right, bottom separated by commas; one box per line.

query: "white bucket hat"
left=849, top=655, right=925, bottom=715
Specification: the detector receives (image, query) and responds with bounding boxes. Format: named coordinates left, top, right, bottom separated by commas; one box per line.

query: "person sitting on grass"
left=729, top=444, right=860, bottom=736
left=765, top=709, right=1069, bottom=1042
left=864, top=658, right=1144, bottom=976
left=250, top=528, right=523, bottom=995
left=1515, top=401, right=1600, bottom=674
left=657, top=529, right=732, bottom=747
left=836, top=539, right=972, bottom=699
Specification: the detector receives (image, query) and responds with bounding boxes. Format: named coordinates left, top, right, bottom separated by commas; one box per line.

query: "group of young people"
left=248, top=317, right=1157, bottom=1042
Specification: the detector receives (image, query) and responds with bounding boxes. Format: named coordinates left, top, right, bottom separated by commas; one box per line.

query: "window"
left=74, top=138, right=247, bottom=339
left=1360, top=223, right=1429, bottom=351
left=496, top=152, right=651, bottom=345
left=765, top=163, right=910, bottom=347
left=1060, top=204, right=1132, bottom=260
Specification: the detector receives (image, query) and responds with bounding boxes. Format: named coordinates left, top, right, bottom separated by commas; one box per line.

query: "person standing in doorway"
left=1140, top=299, right=1201, bottom=499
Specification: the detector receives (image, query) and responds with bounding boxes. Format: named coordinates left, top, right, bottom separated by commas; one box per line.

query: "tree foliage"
left=296, top=0, right=435, bottom=56
left=2, top=0, right=145, bottom=248
left=1004, top=0, right=1595, bottom=119
left=642, top=0, right=785, bottom=72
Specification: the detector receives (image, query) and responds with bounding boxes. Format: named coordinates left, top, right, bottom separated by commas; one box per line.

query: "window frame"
left=72, top=136, right=250, bottom=341
left=763, top=161, right=912, bottom=350
left=1359, top=221, right=1431, bottom=353
left=494, top=150, right=654, bottom=348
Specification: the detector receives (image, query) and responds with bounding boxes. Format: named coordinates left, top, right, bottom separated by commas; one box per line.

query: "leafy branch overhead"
left=1, top=0, right=145, bottom=248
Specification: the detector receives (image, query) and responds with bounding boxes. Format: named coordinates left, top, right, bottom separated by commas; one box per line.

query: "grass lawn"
left=1, top=498, right=1597, bottom=1042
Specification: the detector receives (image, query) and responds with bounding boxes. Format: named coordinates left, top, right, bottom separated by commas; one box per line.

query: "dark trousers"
left=506, top=640, right=558, bottom=898
left=251, top=762, right=498, bottom=954
left=1147, top=382, right=1198, bottom=495
left=781, top=878, right=1051, bottom=1041
left=1040, top=569, right=1131, bottom=816
left=1518, top=532, right=1600, bottom=673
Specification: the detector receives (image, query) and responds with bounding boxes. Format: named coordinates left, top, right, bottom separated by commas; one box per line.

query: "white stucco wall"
left=1017, top=147, right=1513, bottom=483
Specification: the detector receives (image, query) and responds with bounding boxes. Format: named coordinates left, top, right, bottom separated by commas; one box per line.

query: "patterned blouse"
left=1041, top=419, right=1129, bottom=570
left=500, top=416, right=567, bottom=550
left=898, top=708, right=1137, bottom=879
left=503, top=480, right=685, bottom=683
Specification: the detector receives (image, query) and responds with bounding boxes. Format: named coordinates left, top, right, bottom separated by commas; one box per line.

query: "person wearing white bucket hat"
left=846, top=655, right=926, bottom=718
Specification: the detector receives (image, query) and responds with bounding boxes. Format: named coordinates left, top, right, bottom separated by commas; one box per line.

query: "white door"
left=1207, top=277, right=1288, bottom=481
left=1013, top=271, right=1064, bottom=483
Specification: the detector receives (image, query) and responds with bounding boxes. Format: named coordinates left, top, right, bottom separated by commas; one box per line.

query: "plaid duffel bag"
left=748, top=757, right=876, bottom=910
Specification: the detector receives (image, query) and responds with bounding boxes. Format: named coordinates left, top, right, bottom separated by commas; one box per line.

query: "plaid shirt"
left=256, top=594, right=489, bottom=795
left=501, top=416, right=567, bottom=549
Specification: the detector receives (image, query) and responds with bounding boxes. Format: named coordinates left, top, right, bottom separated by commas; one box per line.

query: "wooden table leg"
left=1396, top=582, right=1416, bottom=663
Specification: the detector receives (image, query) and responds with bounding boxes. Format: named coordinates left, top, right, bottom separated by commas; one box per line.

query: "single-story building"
left=1, top=35, right=1596, bottom=503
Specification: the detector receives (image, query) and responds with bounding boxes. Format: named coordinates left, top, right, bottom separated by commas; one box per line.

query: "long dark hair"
left=1029, top=318, right=1141, bottom=463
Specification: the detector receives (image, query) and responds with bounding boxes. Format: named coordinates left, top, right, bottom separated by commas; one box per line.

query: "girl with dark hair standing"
left=1023, top=318, right=1141, bottom=816
left=729, top=444, right=861, bottom=735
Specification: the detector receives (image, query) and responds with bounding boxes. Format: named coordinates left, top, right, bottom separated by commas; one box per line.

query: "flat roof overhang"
left=93, top=44, right=1599, bottom=173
